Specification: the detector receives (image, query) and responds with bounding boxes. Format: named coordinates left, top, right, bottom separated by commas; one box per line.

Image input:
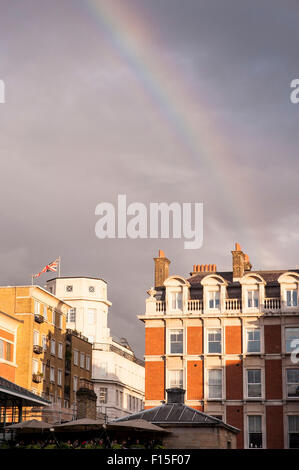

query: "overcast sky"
left=0, top=0, right=299, bottom=356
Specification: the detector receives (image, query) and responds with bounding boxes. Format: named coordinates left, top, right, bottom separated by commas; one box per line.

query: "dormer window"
left=209, top=291, right=220, bottom=309
left=248, top=290, right=259, bottom=308
left=286, top=289, right=298, bottom=307
left=170, top=292, right=182, bottom=311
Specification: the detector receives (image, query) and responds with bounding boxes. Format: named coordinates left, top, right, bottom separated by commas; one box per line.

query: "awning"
left=54, top=418, right=104, bottom=431
left=107, top=419, right=170, bottom=433
left=0, top=377, right=50, bottom=407
left=6, top=419, right=52, bottom=431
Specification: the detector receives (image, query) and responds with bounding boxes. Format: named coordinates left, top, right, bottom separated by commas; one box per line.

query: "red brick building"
left=138, top=246, right=299, bottom=449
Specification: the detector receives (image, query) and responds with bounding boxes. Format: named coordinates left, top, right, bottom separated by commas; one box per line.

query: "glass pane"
left=248, top=384, right=261, bottom=397
left=289, top=433, right=299, bottom=449
left=249, top=433, right=262, bottom=448
left=209, top=370, right=222, bottom=385
left=286, top=328, right=299, bottom=353
left=287, top=369, right=299, bottom=383
left=248, top=340, right=260, bottom=353
left=248, top=415, right=262, bottom=433
left=177, top=293, right=182, bottom=309
left=248, top=369, right=261, bottom=383
left=289, top=416, right=299, bottom=432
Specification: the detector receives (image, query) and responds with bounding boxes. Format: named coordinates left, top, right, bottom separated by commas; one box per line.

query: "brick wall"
left=226, top=360, right=243, bottom=400
left=145, top=361, right=165, bottom=401
left=187, top=326, right=203, bottom=355
left=187, top=360, right=203, bottom=400
left=225, top=326, right=242, bottom=354
left=266, top=405, right=284, bottom=449
left=145, top=327, right=165, bottom=355
left=265, top=359, right=282, bottom=400
left=264, top=325, right=281, bottom=354
left=226, top=405, right=243, bottom=448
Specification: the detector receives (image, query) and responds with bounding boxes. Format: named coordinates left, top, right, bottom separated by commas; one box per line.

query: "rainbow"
left=81, top=0, right=258, bottom=253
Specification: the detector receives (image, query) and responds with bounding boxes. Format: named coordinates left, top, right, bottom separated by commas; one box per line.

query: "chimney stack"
left=232, top=242, right=252, bottom=280
left=166, top=387, right=186, bottom=404
left=154, top=250, right=171, bottom=287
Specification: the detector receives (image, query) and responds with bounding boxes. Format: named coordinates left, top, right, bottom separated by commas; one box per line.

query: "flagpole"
left=58, top=256, right=61, bottom=277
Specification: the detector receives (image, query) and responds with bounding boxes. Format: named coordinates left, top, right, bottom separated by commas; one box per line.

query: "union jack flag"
left=33, top=258, right=60, bottom=278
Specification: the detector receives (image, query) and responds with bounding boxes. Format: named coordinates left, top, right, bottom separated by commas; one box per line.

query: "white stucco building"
left=46, top=276, right=145, bottom=420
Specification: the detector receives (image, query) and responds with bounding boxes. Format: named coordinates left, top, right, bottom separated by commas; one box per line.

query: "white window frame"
left=73, top=375, right=78, bottom=392
left=247, top=289, right=259, bottom=309
left=288, top=415, right=299, bottom=449
left=80, top=353, right=85, bottom=368
left=286, top=369, right=299, bottom=398
left=285, top=327, right=299, bottom=354
left=42, top=335, right=47, bottom=351
left=50, top=339, right=56, bottom=356
left=68, top=308, right=76, bottom=323
left=246, top=328, right=261, bottom=354
left=206, top=328, right=222, bottom=354
left=32, top=359, right=39, bottom=375
left=246, top=369, right=262, bottom=399
left=248, top=415, right=263, bottom=449
left=169, top=291, right=183, bottom=312
left=286, top=288, right=298, bottom=308
left=168, top=369, right=184, bottom=389
left=33, top=330, right=40, bottom=346
left=87, top=309, right=96, bottom=325
left=168, top=328, right=184, bottom=355
left=58, top=342, right=63, bottom=359
left=57, top=369, right=62, bottom=386
left=43, top=305, right=48, bottom=321
left=207, top=368, right=222, bottom=400
left=34, top=301, right=40, bottom=315
left=208, top=290, right=220, bottom=310
left=73, top=349, right=79, bottom=365
left=99, top=387, right=107, bottom=404
left=50, top=367, right=55, bottom=383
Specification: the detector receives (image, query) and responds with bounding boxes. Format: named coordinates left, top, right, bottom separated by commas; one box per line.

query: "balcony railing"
left=188, top=299, right=203, bottom=312
left=156, top=300, right=166, bottom=312
left=33, top=344, right=43, bottom=354
left=34, top=314, right=44, bottom=324
left=32, top=373, right=43, bottom=383
left=225, top=298, right=241, bottom=312
left=152, top=297, right=282, bottom=315
left=264, top=298, right=281, bottom=310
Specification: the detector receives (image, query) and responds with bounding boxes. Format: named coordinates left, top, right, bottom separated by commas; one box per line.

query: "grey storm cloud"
left=0, top=0, right=299, bottom=355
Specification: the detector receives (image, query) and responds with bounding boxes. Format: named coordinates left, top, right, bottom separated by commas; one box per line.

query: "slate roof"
left=0, top=377, right=50, bottom=407
left=113, top=403, right=239, bottom=433
left=187, top=269, right=299, bottom=288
